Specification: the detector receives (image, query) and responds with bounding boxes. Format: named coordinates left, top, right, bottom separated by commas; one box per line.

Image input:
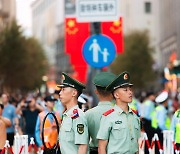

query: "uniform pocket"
left=64, top=124, right=74, bottom=141
left=112, top=123, right=126, bottom=139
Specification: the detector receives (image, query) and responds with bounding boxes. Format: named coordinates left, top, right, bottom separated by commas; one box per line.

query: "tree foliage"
left=0, top=21, right=48, bottom=92
left=110, top=31, right=156, bottom=89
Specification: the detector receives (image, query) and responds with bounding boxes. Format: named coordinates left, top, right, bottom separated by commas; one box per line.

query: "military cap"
left=106, top=71, right=133, bottom=92
left=93, top=72, right=117, bottom=90
left=57, top=72, right=85, bottom=92
left=44, top=95, right=56, bottom=102
left=155, top=91, right=168, bottom=104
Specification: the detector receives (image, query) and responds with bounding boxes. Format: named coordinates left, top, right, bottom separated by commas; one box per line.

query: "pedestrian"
left=97, top=71, right=141, bottom=154
left=35, top=95, right=61, bottom=150
left=171, top=108, right=180, bottom=150
left=1, top=93, right=19, bottom=146
left=58, top=72, right=88, bottom=154
left=151, top=90, right=170, bottom=153
left=16, top=96, right=44, bottom=144
left=85, top=71, right=117, bottom=154
left=0, top=102, right=11, bottom=152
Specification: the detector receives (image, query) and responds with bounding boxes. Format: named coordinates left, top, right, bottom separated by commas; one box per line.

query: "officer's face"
left=59, top=87, right=76, bottom=105
left=114, top=86, right=133, bottom=103
left=46, top=101, right=55, bottom=109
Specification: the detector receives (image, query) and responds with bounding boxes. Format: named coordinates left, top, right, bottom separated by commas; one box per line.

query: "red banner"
left=101, top=17, right=124, bottom=54
left=65, top=18, right=90, bottom=83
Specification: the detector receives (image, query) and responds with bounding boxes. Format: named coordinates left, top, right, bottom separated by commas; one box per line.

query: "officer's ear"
left=94, top=89, right=98, bottom=95
left=72, top=89, right=78, bottom=97
left=113, top=90, right=119, bottom=99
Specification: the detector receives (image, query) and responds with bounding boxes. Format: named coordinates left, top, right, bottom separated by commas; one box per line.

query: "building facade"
left=31, top=0, right=71, bottom=81
left=0, top=0, right=16, bottom=31
left=120, top=0, right=161, bottom=68
left=158, top=0, right=180, bottom=68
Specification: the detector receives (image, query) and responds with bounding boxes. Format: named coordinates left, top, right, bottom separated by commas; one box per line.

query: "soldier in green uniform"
left=97, top=71, right=141, bottom=154
left=58, top=72, right=89, bottom=154
left=85, top=72, right=117, bottom=154
left=171, top=108, right=180, bottom=150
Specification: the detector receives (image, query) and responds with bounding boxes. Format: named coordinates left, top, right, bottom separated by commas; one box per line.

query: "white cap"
left=155, top=91, right=168, bottom=103
left=78, top=96, right=86, bottom=104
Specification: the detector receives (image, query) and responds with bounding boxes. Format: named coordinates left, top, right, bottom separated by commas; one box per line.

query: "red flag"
left=65, top=17, right=90, bottom=83
left=101, top=17, right=124, bottom=54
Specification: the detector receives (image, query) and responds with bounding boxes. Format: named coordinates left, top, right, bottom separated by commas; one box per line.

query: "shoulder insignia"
left=77, top=124, right=84, bottom=134
left=71, top=109, right=79, bottom=119
left=103, top=109, right=114, bottom=116
left=131, top=108, right=138, bottom=115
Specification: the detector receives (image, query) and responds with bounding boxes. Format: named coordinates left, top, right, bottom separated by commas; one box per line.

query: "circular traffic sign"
left=82, top=34, right=116, bottom=68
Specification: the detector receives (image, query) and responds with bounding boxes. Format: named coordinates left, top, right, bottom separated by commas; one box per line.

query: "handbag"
left=42, top=112, right=60, bottom=154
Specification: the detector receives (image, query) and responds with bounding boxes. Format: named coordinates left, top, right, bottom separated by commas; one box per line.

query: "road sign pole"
left=86, top=22, right=101, bottom=107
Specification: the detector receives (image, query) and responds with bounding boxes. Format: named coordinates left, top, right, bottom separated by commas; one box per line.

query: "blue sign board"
left=82, top=34, right=116, bottom=68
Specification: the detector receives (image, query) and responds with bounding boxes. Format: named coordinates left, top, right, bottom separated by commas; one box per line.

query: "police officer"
left=97, top=71, right=141, bottom=154
left=171, top=109, right=180, bottom=150
left=35, top=95, right=61, bottom=149
left=151, top=91, right=170, bottom=154
left=85, top=72, right=117, bottom=154
left=141, top=92, right=155, bottom=153
left=58, top=72, right=88, bottom=154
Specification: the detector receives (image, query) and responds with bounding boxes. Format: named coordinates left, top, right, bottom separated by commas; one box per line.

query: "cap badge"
left=124, top=74, right=128, bottom=80
left=61, top=75, right=65, bottom=82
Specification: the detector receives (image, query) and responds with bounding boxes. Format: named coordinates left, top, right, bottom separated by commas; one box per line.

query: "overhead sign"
left=76, top=0, right=120, bottom=22
left=82, top=34, right=116, bottom=68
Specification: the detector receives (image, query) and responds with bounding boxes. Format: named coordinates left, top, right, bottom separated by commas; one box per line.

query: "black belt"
left=90, top=147, right=98, bottom=152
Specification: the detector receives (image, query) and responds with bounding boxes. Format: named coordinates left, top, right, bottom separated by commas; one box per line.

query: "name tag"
left=115, top=120, right=122, bottom=124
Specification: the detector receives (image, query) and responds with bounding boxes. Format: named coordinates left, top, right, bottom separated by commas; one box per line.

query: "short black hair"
left=96, top=88, right=112, bottom=97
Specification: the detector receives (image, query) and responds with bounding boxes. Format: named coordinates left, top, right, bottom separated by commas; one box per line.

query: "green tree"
left=0, top=21, right=48, bottom=92
left=111, top=31, right=156, bottom=89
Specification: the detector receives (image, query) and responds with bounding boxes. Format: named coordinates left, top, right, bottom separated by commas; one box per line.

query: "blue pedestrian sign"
left=82, top=34, right=116, bottom=68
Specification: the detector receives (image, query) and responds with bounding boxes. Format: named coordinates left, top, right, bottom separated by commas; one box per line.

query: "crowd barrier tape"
left=28, top=137, right=38, bottom=153
left=140, top=131, right=180, bottom=154
left=1, top=132, right=180, bottom=154
left=0, top=140, right=14, bottom=154
left=14, top=135, right=28, bottom=154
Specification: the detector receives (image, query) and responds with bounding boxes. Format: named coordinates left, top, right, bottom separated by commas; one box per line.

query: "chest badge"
left=115, top=120, right=122, bottom=124
left=77, top=124, right=84, bottom=134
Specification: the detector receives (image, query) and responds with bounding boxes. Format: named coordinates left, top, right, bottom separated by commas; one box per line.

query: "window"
left=145, top=2, right=151, bottom=13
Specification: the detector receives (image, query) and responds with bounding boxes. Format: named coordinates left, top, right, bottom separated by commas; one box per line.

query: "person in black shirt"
left=16, top=96, right=44, bottom=143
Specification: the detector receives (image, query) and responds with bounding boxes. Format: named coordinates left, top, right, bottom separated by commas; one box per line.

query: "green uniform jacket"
left=59, top=105, right=88, bottom=154
left=85, top=101, right=114, bottom=148
left=97, top=105, right=141, bottom=154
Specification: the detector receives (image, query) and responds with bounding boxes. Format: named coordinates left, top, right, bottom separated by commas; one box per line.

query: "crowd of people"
left=0, top=71, right=179, bottom=154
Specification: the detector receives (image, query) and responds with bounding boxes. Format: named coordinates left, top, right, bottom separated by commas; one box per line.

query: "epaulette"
left=71, top=109, right=79, bottom=119
left=103, top=109, right=114, bottom=116
left=131, top=108, right=138, bottom=115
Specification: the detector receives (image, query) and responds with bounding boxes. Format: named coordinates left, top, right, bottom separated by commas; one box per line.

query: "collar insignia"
left=71, top=109, right=79, bottom=119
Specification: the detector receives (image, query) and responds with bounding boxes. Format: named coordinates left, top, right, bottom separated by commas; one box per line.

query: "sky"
left=16, top=0, right=36, bottom=36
